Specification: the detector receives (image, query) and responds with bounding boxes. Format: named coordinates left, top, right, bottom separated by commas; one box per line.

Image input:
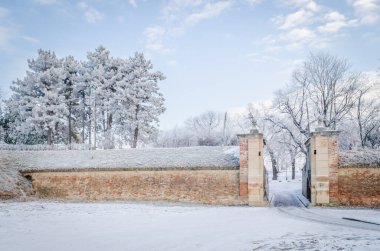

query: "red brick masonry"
left=334, top=167, right=380, bottom=207
left=23, top=170, right=244, bottom=205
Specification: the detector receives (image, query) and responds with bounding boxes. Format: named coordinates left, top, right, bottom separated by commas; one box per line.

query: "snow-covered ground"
left=1, top=173, right=379, bottom=251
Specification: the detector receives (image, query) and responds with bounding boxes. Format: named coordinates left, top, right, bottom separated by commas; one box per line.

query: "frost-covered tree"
left=6, top=50, right=65, bottom=145
left=61, top=55, right=81, bottom=146
left=0, top=88, right=5, bottom=143
left=86, top=46, right=115, bottom=149
left=355, top=79, right=380, bottom=148
left=28, top=50, right=66, bottom=145
left=185, top=111, right=223, bottom=146
left=156, top=110, right=238, bottom=148
left=122, top=53, right=165, bottom=148
left=155, top=126, right=195, bottom=148
left=272, top=52, right=362, bottom=153
left=4, top=46, right=166, bottom=148
left=294, top=52, right=359, bottom=129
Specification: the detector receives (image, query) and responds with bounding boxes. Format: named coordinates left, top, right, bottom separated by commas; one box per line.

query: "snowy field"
left=1, top=173, right=379, bottom=251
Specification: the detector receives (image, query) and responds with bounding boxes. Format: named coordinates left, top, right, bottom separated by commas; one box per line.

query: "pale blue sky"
left=0, top=0, right=379, bottom=128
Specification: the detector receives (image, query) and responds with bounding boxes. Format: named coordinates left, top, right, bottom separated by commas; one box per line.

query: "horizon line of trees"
left=0, top=46, right=165, bottom=149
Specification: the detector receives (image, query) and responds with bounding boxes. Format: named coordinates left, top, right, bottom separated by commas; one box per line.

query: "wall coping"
left=237, top=133, right=263, bottom=138
left=2, top=146, right=240, bottom=173
left=20, top=166, right=239, bottom=173
left=310, top=130, right=340, bottom=136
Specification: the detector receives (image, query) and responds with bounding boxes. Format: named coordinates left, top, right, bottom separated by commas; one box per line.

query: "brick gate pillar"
left=309, top=127, right=339, bottom=206
left=238, top=129, right=267, bottom=206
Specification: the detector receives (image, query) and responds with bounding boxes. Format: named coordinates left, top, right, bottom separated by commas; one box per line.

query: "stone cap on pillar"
left=311, top=130, right=340, bottom=137
left=237, top=131, right=263, bottom=138
left=312, top=116, right=340, bottom=136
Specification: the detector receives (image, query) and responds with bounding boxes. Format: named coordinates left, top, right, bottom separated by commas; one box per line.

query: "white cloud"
left=162, top=0, right=204, bottom=21
left=267, top=0, right=370, bottom=51
left=274, top=0, right=320, bottom=30
left=143, top=26, right=170, bottom=53
left=348, top=0, right=380, bottom=25
left=77, top=2, right=103, bottom=24
left=304, top=1, right=318, bottom=11
left=318, top=11, right=359, bottom=33
left=20, top=35, right=39, bottom=43
left=277, top=0, right=319, bottom=9
left=128, top=0, right=137, bottom=7
left=185, top=1, right=233, bottom=26
left=143, top=0, right=235, bottom=53
left=244, top=0, right=263, bottom=6
left=287, top=27, right=315, bottom=40
left=278, top=9, right=314, bottom=29
left=33, top=0, right=62, bottom=5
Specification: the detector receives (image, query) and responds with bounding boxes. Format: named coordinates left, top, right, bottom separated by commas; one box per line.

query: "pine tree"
left=7, top=49, right=66, bottom=145
left=60, top=56, right=82, bottom=147
left=86, top=46, right=115, bottom=149
left=124, top=52, right=165, bottom=148
left=4, top=47, right=167, bottom=147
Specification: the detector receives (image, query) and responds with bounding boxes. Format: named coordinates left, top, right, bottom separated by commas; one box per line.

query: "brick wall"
left=24, top=170, right=244, bottom=205
left=239, top=137, right=248, bottom=199
left=328, top=134, right=339, bottom=205
left=307, top=129, right=380, bottom=207
left=335, top=167, right=380, bottom=207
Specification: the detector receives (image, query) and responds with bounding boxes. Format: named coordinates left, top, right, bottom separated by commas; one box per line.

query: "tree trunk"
left=131, top=105, right=140, bottom=148
left=88, top=89, right=92, bottom=149
left=68, top=104, right=72, bottom=149
left=81, top=92, right=85, bottom=143
left=47, top=127, right=52, bottom=145
left=132, top=126, right=138, bottom=148
left=357, top=91, right=365, bottom=148
left=104, top=113, right=113, bottom=149
left=291, top=156, right=296, bottom=180
left=267, top=145, right=278, bottom=180
left=93, top=102, right=96, bottom=150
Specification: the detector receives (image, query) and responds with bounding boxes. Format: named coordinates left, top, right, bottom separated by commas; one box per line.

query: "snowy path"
left=270, top=190, right=303, bottom=207
left=278, top=206, right=380, bottom=232
left=269, top=173, right=380, bottom=232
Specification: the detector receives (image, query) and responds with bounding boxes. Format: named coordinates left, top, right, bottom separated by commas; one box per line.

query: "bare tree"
left=186, top=111, right=223, bottom=146
left=299, top=52, right=359, bottom=129
left=356, top=80, right=380, bottom=148
left=279, top=134, right=300, bottom=180
left=272, top=52, right=361, bottom=154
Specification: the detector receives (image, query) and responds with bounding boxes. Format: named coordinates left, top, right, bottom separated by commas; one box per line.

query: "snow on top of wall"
left=340, top=149, right=380, bottom=167
left=1, top=146, right=240, bottom=172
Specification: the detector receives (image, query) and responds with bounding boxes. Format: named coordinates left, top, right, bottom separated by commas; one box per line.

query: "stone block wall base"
left=249, top=201, right=269, bottom=207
